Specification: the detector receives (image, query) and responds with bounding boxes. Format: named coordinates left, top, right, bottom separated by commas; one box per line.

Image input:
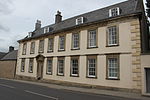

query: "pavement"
left=0, top=78, right=150, bottom=100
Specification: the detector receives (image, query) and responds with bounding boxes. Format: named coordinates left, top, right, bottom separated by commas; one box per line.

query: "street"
left=0, top=79, right=140, bottom=100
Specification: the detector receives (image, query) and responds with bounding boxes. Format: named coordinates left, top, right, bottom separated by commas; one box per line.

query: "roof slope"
left=0, top=52, right=7, bottom=60
left=0, top=50, right=18, bottom=61
left=19, top=0, right=144, bottom=42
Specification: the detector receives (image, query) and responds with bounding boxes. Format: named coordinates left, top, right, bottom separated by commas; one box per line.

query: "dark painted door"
left=146, top=68, right=150, bottom=93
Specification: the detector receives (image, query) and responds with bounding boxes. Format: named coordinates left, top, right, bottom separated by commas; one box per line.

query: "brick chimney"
left=35, top=20, right=41, bottom=30
left=55, top=11, right=62, bottom=24
left=9, top=46, right=14, bottom=52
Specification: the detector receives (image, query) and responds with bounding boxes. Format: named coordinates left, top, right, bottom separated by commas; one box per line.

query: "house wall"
left=0, top=61, right=16, bottom=79
left=16, top=17, right=142, bottom=92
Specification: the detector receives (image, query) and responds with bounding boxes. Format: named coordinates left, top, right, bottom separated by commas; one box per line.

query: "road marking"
left=24, top=90, right=59, bottom=100
left=0, top=84, right=15, bottom=89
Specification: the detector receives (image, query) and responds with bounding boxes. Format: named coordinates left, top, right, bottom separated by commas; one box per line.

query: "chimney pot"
left=35, top=20, right=41, bottom=30
left=55, top=10, right=62, bottom=24
left=9, top=46, right=14, bottom=52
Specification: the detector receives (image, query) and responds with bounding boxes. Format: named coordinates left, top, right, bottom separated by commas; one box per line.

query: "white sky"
left=0, top=0, right=147, bottom=52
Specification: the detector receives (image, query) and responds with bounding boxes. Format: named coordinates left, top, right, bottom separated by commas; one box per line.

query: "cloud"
left=0, top=0, right=14, bottom=15
left=0, top=24, right=10, bottom=32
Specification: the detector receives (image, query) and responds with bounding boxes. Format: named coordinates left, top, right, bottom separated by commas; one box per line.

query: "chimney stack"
left=9, top=46, right=14, bottom=52
left=35, top=20, right=41, bottom=30
left=55, top=11, right=62, bottom=24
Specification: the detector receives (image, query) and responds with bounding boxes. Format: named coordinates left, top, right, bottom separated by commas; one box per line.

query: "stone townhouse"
left=16, top=0, right=150, bottom=95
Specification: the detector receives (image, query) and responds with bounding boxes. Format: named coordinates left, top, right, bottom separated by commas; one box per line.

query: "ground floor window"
left=28, top=58, right=34, bottom=73
left=57, top=57, right=65, bottom=76
left=71, top=56, right=79, bottom=76
left=87, top=56, right=97, bottom=78
left=21, top=59, right=25, bottom=72
left=107, top=54, right=119, bottom=79
left=46, top=58, right=53, bottom=75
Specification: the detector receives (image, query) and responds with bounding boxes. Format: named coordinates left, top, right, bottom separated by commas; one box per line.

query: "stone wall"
left=0, top=61, right=16, bottom=79
left=131, top=19, right=142, bottom=92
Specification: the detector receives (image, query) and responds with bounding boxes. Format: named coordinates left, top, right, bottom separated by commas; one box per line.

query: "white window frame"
left=72, top=33, right=80, bottom=49
left=88, top=30, right=97, bottom=48
left=87, top=57, right=96, bottom=78
left=59, top=36, right=65, bottom=51
left=22, top=43, right=27, bottom=55
left=29, top=58, right=34, bottom=73
left=46, top=58, right=53, bottom=75
left=47, top=38, right=54, bottom=52
left=39, top=40, right=44, bottom=53
left=28, top=32, right=32, bottom=38
left=107, top=55, right=119, bottom=79
left=71, top=57, right=79, bottom=76
left=21, top=59, right=25, bottom=72
left=107, top=26, right=118, bottom=46
left=109, top=7, right=120, bottom=17
left=76, top=17, right=84, bottom=25
left=30, top=42, right=35, bottom=54
left=44, top=27, right=49, bottom=33
left=57, top=58, right=64, bottom=76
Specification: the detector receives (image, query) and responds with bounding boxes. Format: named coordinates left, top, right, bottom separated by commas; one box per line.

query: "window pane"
left=88, top=30, right=96, bottom=47
left=48, top=38, right=53, bottom=52
left=71, top=58, right=79, bottom=76
left=58, top=59, right=64, bottom=75
left=72, top=33, right=79, bottom=49
left=21, top=59, right=25, bottom=72
left=108, top=57, right=119, bottom=78
left=47, top=59, right=52, bottom=74
left=29, top=59, right=33, bottom=73
left=108, top=26, right=117, bottom=45
left=39, top=40, right=44, bottom=52
left=59, top=36, right=65, bottom=50
left=88, top=58, right=96, bottom=77
left=30, top=42, right=35, bottom=54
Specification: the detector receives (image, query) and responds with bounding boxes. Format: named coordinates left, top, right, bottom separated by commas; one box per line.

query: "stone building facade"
left=16, top=0, right=150, bottom=95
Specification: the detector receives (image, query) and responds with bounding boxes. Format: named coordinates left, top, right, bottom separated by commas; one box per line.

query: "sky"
left=0, top=0, right=147, bottom=52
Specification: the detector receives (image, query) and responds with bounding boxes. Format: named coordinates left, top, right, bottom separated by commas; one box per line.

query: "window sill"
left=106, top=78, right=120, bottom=80
left=58, top=49, right=65, bottom=52
left=47, top=50, right=53, bottom=53
left=86, top=76, right=97, bottom=79
left=57, top=73, right=64, bottom=76
left=106, top=44, right=119, bottom=47
left=71, top=48, right=80, bottom=51
left=38, top=51, right=44, bottom=53
left=87, top=46, right=98, bottom=49
left=46, top=72, right=52, bottom=75
left=70, top=74, right=79, bottom=77
left=28, top=71, right=33, bottom=73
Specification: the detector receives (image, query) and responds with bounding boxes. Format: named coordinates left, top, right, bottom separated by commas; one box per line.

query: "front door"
left=146, top=68, right=150, bottom=93
left=37, top=61, right=43, bottom=80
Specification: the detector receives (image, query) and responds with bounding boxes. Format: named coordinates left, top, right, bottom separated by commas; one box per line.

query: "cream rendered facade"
left=16, top=17, right=142, bottom=92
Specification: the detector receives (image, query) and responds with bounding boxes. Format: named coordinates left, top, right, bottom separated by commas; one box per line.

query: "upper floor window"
left=30, top=42, right=35, bottom=54
left=76, top=17, right=84, bottom=25
left=59, top=36, right=65, bottom=51
left=39, top=40, right=44, bottom=53
left=72, top=33, right=80, bottom=49
left=46, top=58, right=53, bottom=75
left=47, top=38, right=54, bottom=52
left=109, top=7, right=120, bottom=17
left=21, top=59, right=25, bottom=72
left=29, top=58, right=34, bottom=73
left=28, top=32, right=32, bottom=38
left=107, top=54, right=119, bottom=79
left=44, top=27, right=49, bottom=33
left=88, top=29, right=97, bottom=48
left=57, top=57, right=65, bottom=76
left=87, top=56, right=97, bottom=78
left=22, top=43, right=27, bottom=55
left=107, top=26, right=119, bottom=46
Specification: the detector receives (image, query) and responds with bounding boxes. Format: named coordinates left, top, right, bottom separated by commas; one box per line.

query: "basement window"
left=76, top=17, right=84, bottom=25
left=109, top=7, right=120, bottom=17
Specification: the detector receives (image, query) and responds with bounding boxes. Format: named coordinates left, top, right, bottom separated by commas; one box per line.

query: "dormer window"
left=28, top=32, right=32, bottom=38
left=44, top=27, right=49, bottom=33
left=109, top=7, right=120, bottom=17
left=76, top=17, right=84, bottom=25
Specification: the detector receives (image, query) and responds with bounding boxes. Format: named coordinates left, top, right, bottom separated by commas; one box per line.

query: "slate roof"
left=0, top=50, right=18, bottom=61
left=19, top=0, right=144, bottom=42
left=0, top=52, right=7, bottom=60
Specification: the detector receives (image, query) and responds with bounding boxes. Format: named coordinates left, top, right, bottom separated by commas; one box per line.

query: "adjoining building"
left=16, top=0, right=150, bottom=95
left=0, top=46, right=18, bottom=79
